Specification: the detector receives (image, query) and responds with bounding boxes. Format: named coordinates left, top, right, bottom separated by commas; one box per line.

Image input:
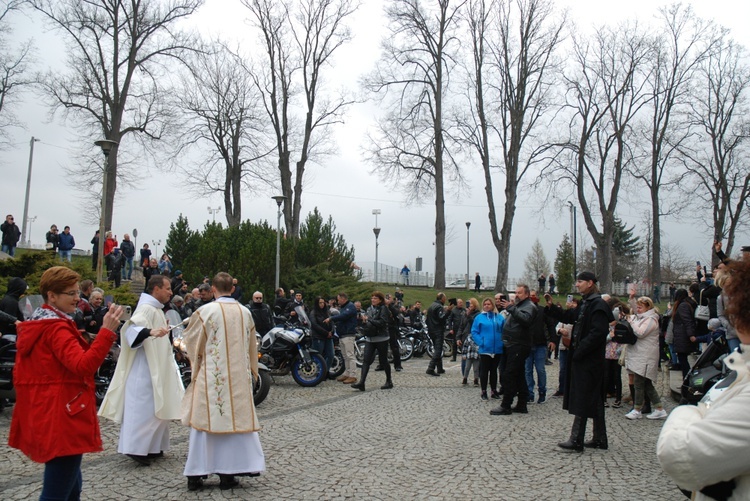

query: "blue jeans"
left=59, top=250, right=72, bottom=262
left=558, top=349, right=569, bottom=394
left=311, top=337, right=334, bottom=372
left=122, top=257, right=134, bottom=279
left=1, top=244, right=15, bottom=256
left=728, top=337, right=741, bottom=353
left=41, top=454, right=83, bottom=500
left=525, top=345, right=548, bottom=398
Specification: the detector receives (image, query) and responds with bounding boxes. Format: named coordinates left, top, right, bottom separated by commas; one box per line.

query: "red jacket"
left=103, top=237, right=118, bottom=256
left=8, top=305, right=116, bottom=463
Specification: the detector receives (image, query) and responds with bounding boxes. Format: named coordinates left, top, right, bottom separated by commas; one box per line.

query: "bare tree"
left=31, top=0, right=202, bottom=230
left=364, top=0, right=464, bottom=289
left=242, top=0, right=358, bottom=237
left=632, top=4, right=713, bottom=290
left=679, top=33, right=750, bottom=260
left=550, top=23, right=652, bottom=292
left=0, top=0, right=34, bottom=147
left=457, top=0, right=564, bottom=291
left=522, top=238, right=549, bottom=285
left=175, top=42, right=274, bottom=226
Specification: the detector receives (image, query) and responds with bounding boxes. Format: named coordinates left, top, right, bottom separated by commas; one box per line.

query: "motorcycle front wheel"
left=442, top=340, right=453, bottom=358
left=329, top=349, right=346, bottom=379
left=399, top=338, right=414, bottom=362
left=291, top=352, right=328, bottom=387
left=253, top=370, right=272, bottom=405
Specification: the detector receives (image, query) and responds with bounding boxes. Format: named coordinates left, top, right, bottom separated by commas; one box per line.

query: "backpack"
left=612, top=319, right=637, bottom=345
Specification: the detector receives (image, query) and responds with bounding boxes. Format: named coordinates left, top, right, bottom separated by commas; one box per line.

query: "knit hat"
left=707, top=318, right=722, bottom=331
left=577, top=271, right=597, bottom=283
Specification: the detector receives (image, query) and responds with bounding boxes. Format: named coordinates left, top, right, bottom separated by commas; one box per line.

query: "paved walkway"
left=1, top=357, right=685, bottom=500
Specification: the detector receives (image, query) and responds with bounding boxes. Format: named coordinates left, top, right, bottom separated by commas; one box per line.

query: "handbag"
left=694, top=289, right=710, bottom=321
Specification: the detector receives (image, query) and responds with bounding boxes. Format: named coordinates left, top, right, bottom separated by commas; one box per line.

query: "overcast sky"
left=2, top=0, right=749, bottom=283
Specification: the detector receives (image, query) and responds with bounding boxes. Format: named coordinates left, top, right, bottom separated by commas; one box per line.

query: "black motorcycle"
left=259, top=306, right=327, bottom=387
left=0, top=334, right=17, bottom=410
left=680, top=333, right=732, bottom=405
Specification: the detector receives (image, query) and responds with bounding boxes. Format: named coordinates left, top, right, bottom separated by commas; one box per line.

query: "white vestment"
left=99, top=293, right=184, bottom=456
left=182, top=297, right=265, bottom=476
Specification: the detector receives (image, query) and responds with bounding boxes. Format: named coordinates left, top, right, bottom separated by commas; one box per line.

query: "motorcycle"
left=353, top=330, right=414, bottom=365
left=403, top=324, right=451, bottom=359
left=0, top=334, right=17, bottom=409
left=168, top=310, right=272, bottom=406
left=259, top=306, right=327, bottom=387
left=328, top=333, right=346, bottom=379
left=1, top=295, right=44, bottom=409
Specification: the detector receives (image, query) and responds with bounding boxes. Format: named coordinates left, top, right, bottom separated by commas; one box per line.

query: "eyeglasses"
left=253, top=297, right=262, bottom=300
left=59, top=290, right=80, bottom=297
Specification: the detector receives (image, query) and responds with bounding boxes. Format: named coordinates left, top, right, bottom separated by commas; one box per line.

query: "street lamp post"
left=152, top=239, right=161, bottom=259
left=272, top=195, right=286, bottom=290
left=26, top=216, right=37, bottom=246
left=465, top=222, right=471, bottom=291
left=94, top=139, right=118, bottom=284
left=568, top=201, right=577, bottom=287
left=372, top=209, right=381, bottom=282
left=208, top=206, right=220, bottom=223
left=21, top=137, right=40, bottom=246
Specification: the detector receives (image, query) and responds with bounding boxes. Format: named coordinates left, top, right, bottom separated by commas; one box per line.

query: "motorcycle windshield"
left=295, top=306, right=310, bottom=327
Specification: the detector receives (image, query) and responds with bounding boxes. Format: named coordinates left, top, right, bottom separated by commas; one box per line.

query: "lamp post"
left=272, top=195, right=286, bottom=290
left=372, top=209, right=381, bottom=282
left=465, top=222, right=471, bottom=291
left=152, top=239, right=161, bottom=259
left=568, top=201, right=577, bottom=286
left=21, top=137, right=40, bottom=246
left=26, top=216, right=37, bottom=246
left=94, top=139, right=118, bottom=284
left=208, top=206, right=220, bottom=223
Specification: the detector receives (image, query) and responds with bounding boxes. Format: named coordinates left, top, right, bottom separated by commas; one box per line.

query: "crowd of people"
left=2, top=239, right=749, bottom=499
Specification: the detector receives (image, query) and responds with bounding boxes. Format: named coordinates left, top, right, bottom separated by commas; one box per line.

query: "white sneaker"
left=625, top=409, right=642, bottom=420
left=646, top=409, right=668, bottom=420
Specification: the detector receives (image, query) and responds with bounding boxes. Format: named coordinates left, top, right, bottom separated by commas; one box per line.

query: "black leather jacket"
left=501, top=297, right=536, bottom=347
left=426, top=300, right=450, bottom=334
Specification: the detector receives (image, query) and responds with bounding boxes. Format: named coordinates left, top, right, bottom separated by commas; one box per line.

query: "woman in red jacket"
left=9, top=266, right=122, bottom=500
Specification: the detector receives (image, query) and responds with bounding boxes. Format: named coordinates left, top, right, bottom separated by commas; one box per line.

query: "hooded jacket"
left=8, top=305, right=117, bottom=463
left=0, top=277, right=27, bottom=334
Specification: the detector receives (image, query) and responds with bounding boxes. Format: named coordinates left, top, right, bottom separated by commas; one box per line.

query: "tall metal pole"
left=465, top=222, right=471, bottom=291
left=272, top=196, right=286, bottom=290
left=21, top=137, right=40, bottom=246
left=372, top=209, right=381, bottom=283
left=568, top=201, right=577, bottom=284
left=373, top=228, right=381, bottom=282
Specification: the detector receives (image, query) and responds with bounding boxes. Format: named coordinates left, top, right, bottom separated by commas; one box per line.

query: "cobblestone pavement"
left=1, top=357, right=687, bottom=500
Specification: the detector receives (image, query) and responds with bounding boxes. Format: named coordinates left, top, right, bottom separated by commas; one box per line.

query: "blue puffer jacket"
left=471, top=311, right=505, bottom=355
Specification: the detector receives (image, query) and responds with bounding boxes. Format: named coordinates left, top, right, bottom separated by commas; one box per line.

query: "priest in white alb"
left=98, top=275, right=185, bottom=466
left=181, top=272, right=265, bottom=491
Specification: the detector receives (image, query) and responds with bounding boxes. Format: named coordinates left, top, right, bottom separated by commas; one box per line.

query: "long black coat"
left=546, top=292, right=613, bottom=418
left=672, top=300, right=697, bottom=354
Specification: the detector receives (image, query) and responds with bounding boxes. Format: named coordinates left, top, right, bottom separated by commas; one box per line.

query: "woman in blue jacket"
left=471, top=298, right=505, bottom=400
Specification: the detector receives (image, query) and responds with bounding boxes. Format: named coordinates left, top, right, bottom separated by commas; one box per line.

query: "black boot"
left=381, top=379, right=393, bottom=390
left=584, top=415, right=609, bottom=450
left=219, top=474, right=239, bottom=490
left=558, top=416, right=586, bottom=452
left=352, top=364, right=369, bottom=391
left=187, top=476, right=203, bottom=491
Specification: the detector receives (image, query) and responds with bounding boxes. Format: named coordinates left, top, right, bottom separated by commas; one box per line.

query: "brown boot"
left=342, top=377, right=357, bottom=384
left=336, top=375, right=347, bottom=382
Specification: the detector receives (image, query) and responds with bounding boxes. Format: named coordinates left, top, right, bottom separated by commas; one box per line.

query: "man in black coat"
left=1, top=215, right=21, bottom=256
left=248, top=291, right=274, bottom=336
left=491, top=285, right=536, bottom=415
left=425, top=293, right=452, bottom=376
left=544, top=271, right=614, bottom=452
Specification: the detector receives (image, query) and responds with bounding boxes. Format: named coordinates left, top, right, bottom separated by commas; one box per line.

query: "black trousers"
left=501, top=344, right=531, bottom=409
left=362, top=340, right=391, bottom=384
left=479, top=354, right=500, bottom=392
left=427, top=330, right=444, bottom=371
